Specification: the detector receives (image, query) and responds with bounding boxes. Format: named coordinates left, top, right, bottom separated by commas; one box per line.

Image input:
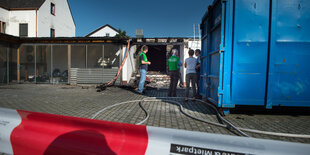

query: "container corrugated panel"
left=70, top=68, right=78, bottom=84
left=200, top=33, right=208, bottom=98
left=77, top=68, right=104, bottom=84
left=201, top=0, right=310, bottom=111
left=70, top=68, right=120, bottom=84
left=267, top=0, right=310, bottom=108
left=102, top=68, right=120, bottom=84
left=231, top=0, right=270, bottom=106
left=202, top=0, right=222, bottom=104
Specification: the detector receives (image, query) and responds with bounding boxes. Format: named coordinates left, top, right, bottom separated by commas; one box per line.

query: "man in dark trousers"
left=185, top=49, right=197, bottom=101
left=138, top=45, right=151, bottom=94
left=168, top=49, right=181, bottom=97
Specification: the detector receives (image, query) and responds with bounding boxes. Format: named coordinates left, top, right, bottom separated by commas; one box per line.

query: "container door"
left=203, top=1, right=222, bottom=104
left=267, top=0, right=310, bottom=108
left=231, top=0, right=270, bottom=105
left=200, top=18, right=208, bottom=97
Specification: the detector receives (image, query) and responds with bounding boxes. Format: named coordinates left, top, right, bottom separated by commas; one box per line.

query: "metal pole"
left=34, top=45, right=37, bottom=83
left=51, top=45, right=53, bottom=84
left=17, top=47, right=20, bottom=83
left=85, top=45, right=88, bottom=68
left=102, top=44, right=104, bottom=83
left=119, top=45, right=122, bottom=84
left=67, top=45, right=71, bottom=85
left=193, top=24, right=195, bottom=42
left=7, top=46, right=9, bottom=84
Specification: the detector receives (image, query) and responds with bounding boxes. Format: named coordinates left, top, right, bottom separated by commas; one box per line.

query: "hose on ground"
left=137, top=101, right=149, bottom=125
left=143, top=98, right=249, bottom=137
left=147, top=97, right=249, bottom=137
left=92, top=97, right=310, bottom=139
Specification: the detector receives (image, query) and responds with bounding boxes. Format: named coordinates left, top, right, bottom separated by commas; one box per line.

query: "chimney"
left=136, top=29, right=144, bottom=38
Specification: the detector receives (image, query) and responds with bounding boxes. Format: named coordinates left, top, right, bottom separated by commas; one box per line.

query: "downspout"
left=36, top=8, right=38, bottom=37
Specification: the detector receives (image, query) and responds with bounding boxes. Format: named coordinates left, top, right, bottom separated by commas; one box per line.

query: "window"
left=50, top=28, right=55, bottom=37
left=51, top=3, right=55, bottom=15
left=19, top=23, right=28, bottom=37
left=106, top=33, right=110, bottom=37
left=0, top=21, right=6, bottom=33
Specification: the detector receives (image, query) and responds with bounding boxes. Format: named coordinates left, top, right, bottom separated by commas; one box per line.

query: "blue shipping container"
left=200, top=0, right=310, bottom=115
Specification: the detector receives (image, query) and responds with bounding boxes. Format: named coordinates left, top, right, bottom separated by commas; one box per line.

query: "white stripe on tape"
left=0, top=108, right=22, bottom=155
left=145, top=126, right=310, bottom=155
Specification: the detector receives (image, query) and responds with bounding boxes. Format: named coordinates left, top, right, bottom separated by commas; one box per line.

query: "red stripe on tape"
left=11, top=110, right=148, bottom=155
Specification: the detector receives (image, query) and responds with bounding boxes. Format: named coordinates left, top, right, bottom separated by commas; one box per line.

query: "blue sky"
left=68, top=0, right=213, bottom=37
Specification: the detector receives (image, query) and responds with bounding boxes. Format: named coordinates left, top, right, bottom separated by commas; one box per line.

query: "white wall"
left=38, top=0, right=75, bottom=37
left=182, top=41, right=201, bottom=85
left=7, top=10, right=36, bottom=37
left=188, top=40, right=201, bottom=51
left=0, top=8, right=9, bottom=31
left=0, top=0, right=75, bottom=37
left=122, top=45, right=135, bottom=83
left=89, top=27, right=118, bottom=37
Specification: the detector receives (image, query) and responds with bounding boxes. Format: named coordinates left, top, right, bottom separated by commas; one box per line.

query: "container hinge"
left=218, top=89, right=224, bottom=95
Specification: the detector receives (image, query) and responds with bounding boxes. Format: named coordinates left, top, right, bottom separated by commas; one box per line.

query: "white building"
left=0, top=0, right=75, bottom=37
left=86, top=24, right=118, bottom=37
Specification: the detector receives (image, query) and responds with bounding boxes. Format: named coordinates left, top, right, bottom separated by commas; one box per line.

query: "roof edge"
left=86, top=24, right=119, bottom=37
left=0, top=4, right=9, bottom=10
left=0, top=0, right=45, bottom=11
left=66, top=0, right=76, bottom=27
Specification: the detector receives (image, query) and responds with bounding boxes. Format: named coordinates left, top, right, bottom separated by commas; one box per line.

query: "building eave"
left=0, top=4, right=9, bottom=10
left=86, top=24, right=119, bottom=37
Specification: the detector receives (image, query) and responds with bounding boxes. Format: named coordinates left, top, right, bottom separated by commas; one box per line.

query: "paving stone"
left=0, top=84, right=309, bottom=144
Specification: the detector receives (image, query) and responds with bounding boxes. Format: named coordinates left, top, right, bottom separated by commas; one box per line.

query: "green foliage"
left=115, top=28, right=127, bottom=37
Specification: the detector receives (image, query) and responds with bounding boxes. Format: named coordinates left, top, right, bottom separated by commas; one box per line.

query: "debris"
left=146, top=72, right=171, bottom=88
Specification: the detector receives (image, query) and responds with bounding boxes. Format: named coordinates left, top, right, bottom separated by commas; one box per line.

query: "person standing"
left=176, top=50, right=184, bottom=88
left=195, top=49, right=201, bottom=98
left=184, top=49, right=197, bottom=101
left=138, top=45, right=151, bottom=94
left=168, top=49, right=181, bottom=97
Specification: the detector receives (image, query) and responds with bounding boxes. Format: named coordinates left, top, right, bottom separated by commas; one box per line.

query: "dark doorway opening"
left=146, top=45, right=167, bottom=72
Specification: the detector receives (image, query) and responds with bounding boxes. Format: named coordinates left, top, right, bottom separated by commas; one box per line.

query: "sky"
left=67, top=0, right=213, bottom=37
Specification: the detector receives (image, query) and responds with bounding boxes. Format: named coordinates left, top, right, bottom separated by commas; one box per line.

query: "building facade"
left=0, top=0, right=75, bottom=37
left=86, top=24, right=119, bottom=37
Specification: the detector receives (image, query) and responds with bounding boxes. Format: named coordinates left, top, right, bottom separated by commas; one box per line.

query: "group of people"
left=167, top=49, right=201, bottom=101
left=137, top=45, right=201, bottom=101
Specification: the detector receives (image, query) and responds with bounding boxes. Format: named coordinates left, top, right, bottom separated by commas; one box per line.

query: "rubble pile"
left=147, top=74, right=171, bottom=88
left=144, top=71, right=171, bottom=88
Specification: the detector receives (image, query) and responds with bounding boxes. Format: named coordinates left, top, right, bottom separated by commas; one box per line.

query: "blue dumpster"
left=200, top=0, right=310, bottom=115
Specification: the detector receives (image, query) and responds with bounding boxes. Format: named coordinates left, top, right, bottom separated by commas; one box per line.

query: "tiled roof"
left=0, top=0, right=45, bottom=10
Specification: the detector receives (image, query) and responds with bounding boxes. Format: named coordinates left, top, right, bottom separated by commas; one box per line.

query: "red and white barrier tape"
left=0, top=108, right=309, bottom=155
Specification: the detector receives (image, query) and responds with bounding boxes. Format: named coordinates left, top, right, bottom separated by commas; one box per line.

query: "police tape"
left=0, top=108, right=309, bottom=155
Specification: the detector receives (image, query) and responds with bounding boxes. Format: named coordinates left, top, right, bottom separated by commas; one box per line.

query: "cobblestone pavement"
left=0, top=84, right=309, bottom=144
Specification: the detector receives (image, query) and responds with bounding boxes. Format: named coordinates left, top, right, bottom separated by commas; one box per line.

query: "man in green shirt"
left=138, top=45, right=151, bottom=94
left=168, top=49, right=181, bottom=97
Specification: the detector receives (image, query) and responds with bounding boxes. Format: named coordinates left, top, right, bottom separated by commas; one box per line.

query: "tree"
left=115, top=28, right=127, bottom=37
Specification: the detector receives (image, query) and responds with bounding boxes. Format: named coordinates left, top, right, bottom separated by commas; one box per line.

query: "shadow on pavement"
left=230, top=106, right=310, bottom=116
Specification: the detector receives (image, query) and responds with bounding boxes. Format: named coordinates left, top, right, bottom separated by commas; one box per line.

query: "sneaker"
left=134, top=90, right=143, bottom=95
